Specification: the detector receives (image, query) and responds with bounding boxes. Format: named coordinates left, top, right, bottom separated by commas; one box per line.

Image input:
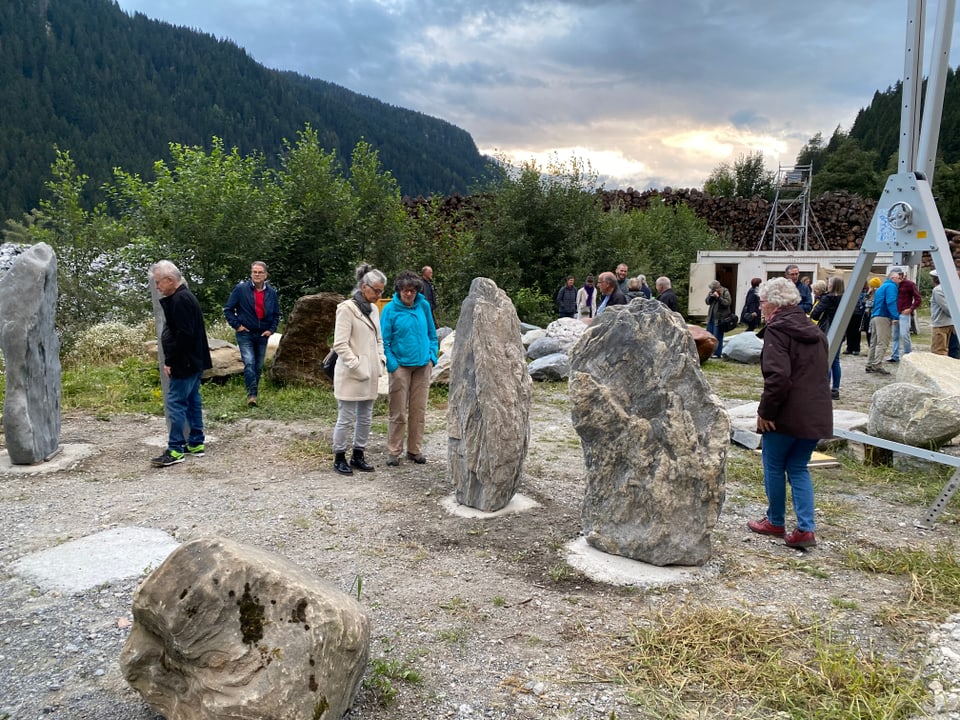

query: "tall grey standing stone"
left=448, top=278, right=532, bottom=511
left=0, top=242, right=61, bottom=464
left=120, top=537, right=370, bottom=720
left=570, top=301, right=728, bottom=566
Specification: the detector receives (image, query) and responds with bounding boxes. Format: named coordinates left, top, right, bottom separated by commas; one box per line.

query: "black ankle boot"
left=350, top=448, right=375, bottom=472
left=334, top=451, right=352, bottom=475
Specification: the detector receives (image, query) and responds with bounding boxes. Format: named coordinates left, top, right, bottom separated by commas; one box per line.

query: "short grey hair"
left=656, top=276, right=671, bottom=289
left=758, top=277, right=801, bottom=307
left=150, top=260, right=184, bottom=287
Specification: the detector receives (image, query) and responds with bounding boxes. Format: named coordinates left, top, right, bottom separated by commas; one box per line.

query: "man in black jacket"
left=655, top=276, right=680, bottom=313
left=151, top=260, right=213, bottom=467
left=596, top=272, right=628, bottom=315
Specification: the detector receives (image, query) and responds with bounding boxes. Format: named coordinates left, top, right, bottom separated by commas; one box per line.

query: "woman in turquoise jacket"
left=380, top=269, right=439, bottom=466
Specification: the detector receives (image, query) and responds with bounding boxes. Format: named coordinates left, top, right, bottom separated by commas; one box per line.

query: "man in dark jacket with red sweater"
left=223, top=261, right=280, bottom=406
left=748, top=277, right=831, bottom=549
left=151, top=260, right=213, bottom=467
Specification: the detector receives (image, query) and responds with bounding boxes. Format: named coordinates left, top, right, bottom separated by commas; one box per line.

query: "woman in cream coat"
left=332, top=263, right=387, bottom=475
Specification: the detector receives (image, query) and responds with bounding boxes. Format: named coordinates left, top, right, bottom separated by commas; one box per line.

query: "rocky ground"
left=1, top=350, right=960, bottom=720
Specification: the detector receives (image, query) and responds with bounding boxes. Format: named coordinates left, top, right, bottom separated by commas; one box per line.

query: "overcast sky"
left=112, top=0, right=960, bottom=191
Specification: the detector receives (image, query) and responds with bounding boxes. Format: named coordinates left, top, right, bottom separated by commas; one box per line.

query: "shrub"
left=64, top=321, right=152, bottom=367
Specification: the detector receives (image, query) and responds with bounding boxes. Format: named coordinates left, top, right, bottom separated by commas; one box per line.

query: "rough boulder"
left=570, top=302, right=728, bottom=566
left=120, top=537, right=370, bottom=720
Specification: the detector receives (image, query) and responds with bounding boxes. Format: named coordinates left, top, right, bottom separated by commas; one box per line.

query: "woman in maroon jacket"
left=747, top=277, right=832, bottom=549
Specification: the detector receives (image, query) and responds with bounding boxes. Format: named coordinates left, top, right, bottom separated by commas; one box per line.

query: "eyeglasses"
left=400, top=287, right=419, bottom=294
left=365, top=284, right=385, bottom=296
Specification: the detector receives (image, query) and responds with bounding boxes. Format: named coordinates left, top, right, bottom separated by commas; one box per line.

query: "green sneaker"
left=186, top=443, right=205, bottom=457
left=151, top=449, right=185, bottom=467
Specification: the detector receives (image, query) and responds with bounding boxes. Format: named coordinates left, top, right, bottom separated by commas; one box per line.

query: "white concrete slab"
left=564, top=537, right=707, bottom=587
left=0, top=443, right=97, bottom=475
left=440, top=493, right=541, bottom=518
left=12, top=526, right=179, bottom=593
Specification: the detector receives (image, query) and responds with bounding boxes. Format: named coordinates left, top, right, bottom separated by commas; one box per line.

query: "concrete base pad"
left=564, top=537, right=708, bottom=587
left=12, top=526, right=179, bottom=593
left=440, top=492, right=541, bottom=518
left=0, top=443, right=98, bottom=475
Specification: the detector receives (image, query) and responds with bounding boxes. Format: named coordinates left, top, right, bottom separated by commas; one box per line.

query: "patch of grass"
left=594, top=605, right=926, bottom=719
left=438, top=626, right=468, bottom=644
left=782, top=558, right=830, bottom=579
left=438, top=596, right=469, bottom=612
left=701, top=359, right=764, bottom=400
left=284, top=436, right=332, bottom=463
left=548, top=561, right=577, bottom=583
left=491, top=595, right=506, bottom=607
left=364, top=657, right=423, bottom=707
left=845, top=543, right=960, bottom=620
left=831, top=597, right=859, bottom=610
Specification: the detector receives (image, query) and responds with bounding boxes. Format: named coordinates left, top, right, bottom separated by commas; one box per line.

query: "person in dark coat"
left=655, top=276, right=679, bottom=313
left=556, top=276, right=578, bottom=318
left=740, top=277, right=762, bottom=331
left=748, top=277, right=832, bottom=549
left=595, top=271, right=628, bottom=315
left=223, top=261, right=280, bottom=406
left=704, top=280, right=732, bottom=358
left=151, top=260, right=213, bottom=467
left=810, top=275, right=844, bottom=400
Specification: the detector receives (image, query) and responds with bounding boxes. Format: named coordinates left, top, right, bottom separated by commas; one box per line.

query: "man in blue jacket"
left=223, top=261, right=280, bottom=406
left=865, top=266, right=904, bottom=375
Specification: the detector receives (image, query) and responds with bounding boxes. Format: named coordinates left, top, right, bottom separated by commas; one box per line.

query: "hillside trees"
left=109, top=137, right=278, bottom=316
left=28, top=149, right=127, bottom=346
left=21, top=138, right=719, bottom=337
left=702, top=152, right=774, bottom=200
left=273, top=126, right=359, bottom=299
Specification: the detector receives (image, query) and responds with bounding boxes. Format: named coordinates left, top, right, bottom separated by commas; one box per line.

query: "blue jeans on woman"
left=167, top=371, right=205, bottom=452
left=706, top=320, right=724, bottom=358
left=829, top=351, right=841, bottom=392
left=236, top=330, right=269, bottom=398
left=761, top=432, right=817, bottom=532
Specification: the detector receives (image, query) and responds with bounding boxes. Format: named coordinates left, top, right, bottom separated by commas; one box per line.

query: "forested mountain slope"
left=0, top=0, right=494, bottom=220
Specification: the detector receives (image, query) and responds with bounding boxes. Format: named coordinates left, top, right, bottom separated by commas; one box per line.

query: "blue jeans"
left=167, top=372, right=205, bottom=451
left=236, top=331, right=269, bottom=397
left=829, top=351, right=841, bottom=391
left=889, top=313, right=912, bottom=360
left=761, top=432, right=817, bottom=532
left=706, top=320, right=724, bottom=357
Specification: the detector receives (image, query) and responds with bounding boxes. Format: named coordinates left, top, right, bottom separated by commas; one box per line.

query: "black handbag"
left=719, top=312, right=740, bottom=333
left=322, top=349, right=338, bottom=379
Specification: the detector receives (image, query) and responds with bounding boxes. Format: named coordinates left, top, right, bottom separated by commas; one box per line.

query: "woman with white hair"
left=747, top=277, right=832, bottom=549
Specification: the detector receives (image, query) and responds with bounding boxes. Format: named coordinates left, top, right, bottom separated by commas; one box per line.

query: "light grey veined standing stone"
left=448, top=277, right=532, bottom=512
left=570, top=301, right=728, bottom=567
left=120, top=537, right=370, bottom=720
left=0, top=242, right=61, bottom=464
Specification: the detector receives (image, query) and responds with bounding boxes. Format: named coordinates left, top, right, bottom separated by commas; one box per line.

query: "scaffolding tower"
left=755, top=164, right=828, bottom=251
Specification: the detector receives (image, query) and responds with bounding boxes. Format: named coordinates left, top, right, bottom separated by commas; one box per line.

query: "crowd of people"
left=152, top=255, right=959, bottom=550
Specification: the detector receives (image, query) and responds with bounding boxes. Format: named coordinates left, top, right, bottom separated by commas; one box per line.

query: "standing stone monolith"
left=570, top=301, right=728, bottom=566
left=448, top=278, right=532, bottom=511
left=120, top=537, right=370, bottom=720
left=0, top=242, right=61, bottom=464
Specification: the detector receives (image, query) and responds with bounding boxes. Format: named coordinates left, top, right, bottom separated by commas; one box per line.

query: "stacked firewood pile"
left=405, top=189, right=960, bottom=263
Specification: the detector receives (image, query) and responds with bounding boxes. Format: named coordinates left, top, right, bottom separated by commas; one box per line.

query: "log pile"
left=405, top=189, right=960, bottom=265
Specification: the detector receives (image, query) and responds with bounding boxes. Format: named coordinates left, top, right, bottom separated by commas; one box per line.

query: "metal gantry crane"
left=826, top=0, right=960, bottom=527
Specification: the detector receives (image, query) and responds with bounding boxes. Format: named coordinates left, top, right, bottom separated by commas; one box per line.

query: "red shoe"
left=747, top=518, right=785, bottom=537
left=785, top=529, right=817, bottom=548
